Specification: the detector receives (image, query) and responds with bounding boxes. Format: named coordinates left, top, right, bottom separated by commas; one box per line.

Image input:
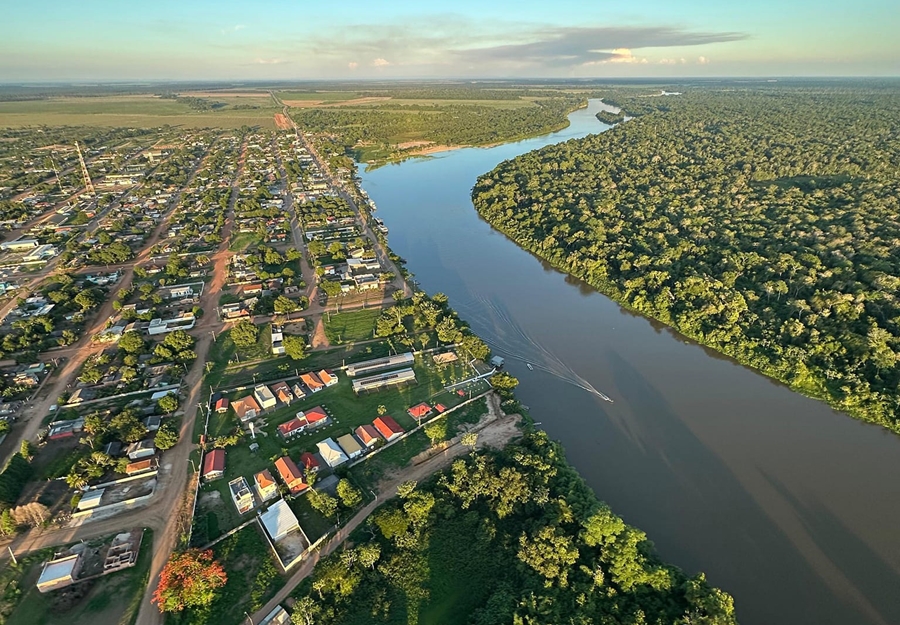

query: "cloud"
left=659, top=58, right=677, bottom=65
left=221, top=24, right=247, bottom=36
left=254, top=58, right=288, bottom=65
left=371, top=58, right=391, bottom=67
left=455, top=25, right=746, bottom=69
left=698, top=55, right=710, bottom=64
left=348, top=61, right=359, bottom=69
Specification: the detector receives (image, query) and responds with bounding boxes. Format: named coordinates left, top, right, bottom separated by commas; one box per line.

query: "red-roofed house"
left=202, top=449, right=225, bottom=481
left=317, top=369, right=338, bottom=387
left=301, top=406, right=329, bottom=429
left=232, top=396, right=261, bottom=422
left=277, top=416, right=307, bottom=439
left=240, top=283, right=263, bottom=296
left=274, top=456, right=308, bottom=494
left=270, top=381, right=294, bottom=404
left=300, top=371, right=324, bottom=392
left=355, top=424, right=381, bottom=448
left=434, top=403, right=447, bottom=413
left=215, top=398, right=229, bottom=413
left=300, top=452, right=320, bottom=473
left=373, top=415, right=404, bottom=441
left=408, top=403, right=432, bottom=421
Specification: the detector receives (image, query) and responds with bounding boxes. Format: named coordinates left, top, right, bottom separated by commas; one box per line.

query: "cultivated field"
left=0, top=95, right=277, bottom=128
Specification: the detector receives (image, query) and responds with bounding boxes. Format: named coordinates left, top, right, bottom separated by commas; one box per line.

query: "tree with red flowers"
left=152, top=549, right=227, bottom=613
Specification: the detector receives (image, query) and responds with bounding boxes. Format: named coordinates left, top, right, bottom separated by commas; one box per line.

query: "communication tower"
left=75, top=141, right=95, bottom=196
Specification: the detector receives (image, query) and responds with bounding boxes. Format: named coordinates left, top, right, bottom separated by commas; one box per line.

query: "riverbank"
left=470, top=92, right=899, bottom=436
left=358, top=97, right=900, bottom=625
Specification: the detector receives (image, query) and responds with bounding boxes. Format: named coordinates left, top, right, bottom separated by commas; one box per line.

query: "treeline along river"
left=357, top=100, right=900, bottom=625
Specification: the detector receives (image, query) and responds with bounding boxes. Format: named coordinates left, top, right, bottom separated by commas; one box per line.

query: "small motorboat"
left=526, top=363, right=534, bottom=371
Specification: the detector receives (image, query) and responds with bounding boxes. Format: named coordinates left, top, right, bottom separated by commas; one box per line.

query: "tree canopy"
left=473, top=86, right=900, bottom=432
left=291, top=432, right=735, bottom=625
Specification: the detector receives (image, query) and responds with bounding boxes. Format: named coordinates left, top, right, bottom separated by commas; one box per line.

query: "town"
left=0, top=119, right=521, bottom=625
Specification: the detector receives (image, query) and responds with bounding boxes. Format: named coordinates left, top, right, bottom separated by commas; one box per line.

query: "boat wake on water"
left=455, top=293, right=614, bottom=403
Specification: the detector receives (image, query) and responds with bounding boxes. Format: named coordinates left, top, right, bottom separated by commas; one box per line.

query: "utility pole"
left=7, top=546, right=16, bottom=565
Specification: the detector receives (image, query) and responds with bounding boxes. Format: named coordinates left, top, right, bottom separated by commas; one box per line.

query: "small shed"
left=37, top=554, right=82, bottom=593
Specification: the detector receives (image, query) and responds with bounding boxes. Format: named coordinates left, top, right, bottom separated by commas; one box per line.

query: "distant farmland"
left=0, top=95, right=278, bottom=128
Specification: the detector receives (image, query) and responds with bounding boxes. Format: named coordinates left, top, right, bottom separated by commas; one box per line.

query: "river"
left=357, top=100, right=900, bottom=625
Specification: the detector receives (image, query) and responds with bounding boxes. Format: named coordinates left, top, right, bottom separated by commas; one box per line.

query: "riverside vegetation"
left=472, top=85, right=900, bottom=432
left=290, top=431, right=735, bottom=625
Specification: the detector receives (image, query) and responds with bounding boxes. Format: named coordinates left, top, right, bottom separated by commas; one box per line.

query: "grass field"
left=198, top=355, right=483, bottom=534
left=275, top=91, right=359, bottom=102
left=6, top=530, right=153, bottom=625
left=0, top=96, right=277, bottom=129
left=323, top=308, right=381, bottom=344
left=228, top=231, right=262, bottom=252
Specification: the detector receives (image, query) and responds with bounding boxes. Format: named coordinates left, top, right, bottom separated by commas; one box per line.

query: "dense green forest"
left=290, top=96, right=583, bottom=163
left=291, top=432, right=735, bottom=625
left=472, top=87, right=900, bottom=431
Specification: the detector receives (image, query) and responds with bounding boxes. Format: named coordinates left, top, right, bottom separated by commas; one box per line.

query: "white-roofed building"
left=37, top=554, right=82, bottom=593
left=317, top=438, right=349, bottom=468
left=259, top=498, right=300, bottom=542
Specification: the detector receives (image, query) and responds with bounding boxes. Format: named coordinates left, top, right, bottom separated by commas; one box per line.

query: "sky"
left=1, top=0, right=898, bottom=81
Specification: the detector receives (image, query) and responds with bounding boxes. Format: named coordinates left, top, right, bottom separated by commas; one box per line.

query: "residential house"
left=228, top=477, right=255, bottom=514
left=408, top=403, right=433, bottom=421
left=317, top=438, right=349, bottom=469
left=355, top=424, right=381, bottom=448
left=299, top=406, right=329, bottom=429
left=318, top=370, right=338, bottom=387
left=271, top=324, right=284, bottom=356
left=48, top=418, right=85, bottom=440
left=299, top=452, right=320, bottom=473
left=270, top=381, right=293, bottom=404
left=259, top=498, right=300, bottom=542
left=232, top=396, right=262, bottom=422
left=13, top=372, right=39, bottom=387
left=336, top=433, right=363, bottom=459
left=102, top=441, right=123, bottom=457
left=125, top=439, right=156, bottom=461
left=165, top=285, right=193, bottom=300
left=239, top=283, right=263, bottom=297
left=291, top=383, right=306, bottom=400
left=142, top=416, right=162, bottom=432
left=254, top=469, right=278, bottom=502
left=373, top=416, right=404, bottom=442
left=215, top=397, right=229, bottom=413
left=300, top=371, right=324, bottom=392
left=277, top=416, right=306, bottom=439
left=254, top=384, right=277, bottom=410
left=274, top=456, right=308, bottom=494
left=202, top=449, right=226, bottom=481
left=125, top=458, right=158, bottom=475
